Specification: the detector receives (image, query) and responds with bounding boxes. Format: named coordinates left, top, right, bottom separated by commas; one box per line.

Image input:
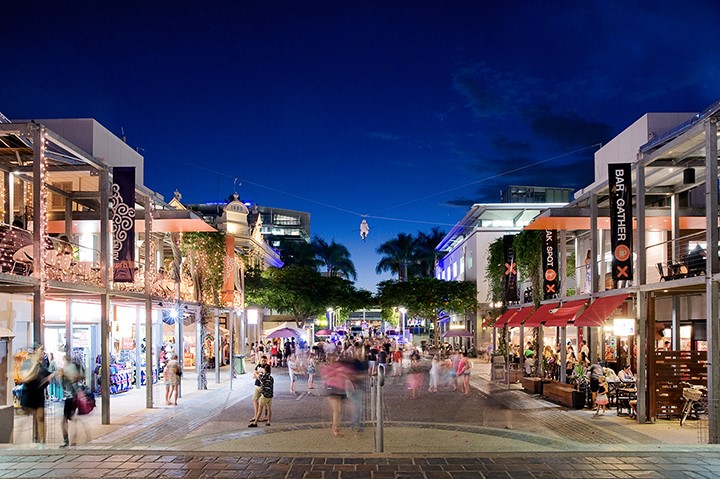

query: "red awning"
left=493, top=308, right=519, bottom=328
left=506, top=306, right=536, bottom=327
left=574, top=294, right=629, bottom=327
left=543, top=299, right=588, bottom=326
left=523, top=302, right=560, bottom=327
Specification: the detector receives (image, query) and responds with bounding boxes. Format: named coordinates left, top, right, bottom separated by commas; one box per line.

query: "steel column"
left=99, top=168, right=111, bottom=425
left=705, top=117, right=720, bottom=443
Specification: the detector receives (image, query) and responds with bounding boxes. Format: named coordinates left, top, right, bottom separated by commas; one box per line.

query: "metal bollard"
left=375, top=363, right=386, bottom=453
left=370, top=375, right=376, bottom=421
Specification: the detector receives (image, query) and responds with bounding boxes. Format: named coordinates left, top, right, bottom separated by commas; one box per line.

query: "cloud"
left=524, top=107, right=613, bottom=148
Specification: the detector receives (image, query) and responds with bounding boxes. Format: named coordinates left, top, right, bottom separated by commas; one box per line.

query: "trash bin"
left=234, top=355, right=246, bottom=375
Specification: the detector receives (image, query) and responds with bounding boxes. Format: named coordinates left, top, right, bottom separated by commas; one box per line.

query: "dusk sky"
left=3, top=1, right=720, bottom=292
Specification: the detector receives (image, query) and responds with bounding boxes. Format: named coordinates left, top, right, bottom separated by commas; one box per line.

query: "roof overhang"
left=525, top=207, right=708, bottom=231
left=47, top=209, right=216, bottom=234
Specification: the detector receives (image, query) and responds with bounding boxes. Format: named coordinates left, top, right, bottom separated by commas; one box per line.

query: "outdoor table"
left=617, top=387, right=637, bottom=416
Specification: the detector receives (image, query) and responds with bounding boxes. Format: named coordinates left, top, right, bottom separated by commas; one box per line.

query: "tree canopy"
left=245, top=265, right=372, bottom=327
left=376, top=277, right=478, bottom=322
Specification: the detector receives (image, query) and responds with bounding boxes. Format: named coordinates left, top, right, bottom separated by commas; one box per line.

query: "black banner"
left=111, top=167, right=136, bottom=283
left=609, top=163, right=633, bottom=282
left=503, top=235, right=518, bottom=303
left=542, top=229, right=558, bottom=299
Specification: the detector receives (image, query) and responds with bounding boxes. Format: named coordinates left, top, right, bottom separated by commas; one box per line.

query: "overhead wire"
left=139, top=143, right=602, bottom=227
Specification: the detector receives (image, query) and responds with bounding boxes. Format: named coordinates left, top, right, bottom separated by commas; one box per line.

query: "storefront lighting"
left=613, top=318, right=635, bottom=336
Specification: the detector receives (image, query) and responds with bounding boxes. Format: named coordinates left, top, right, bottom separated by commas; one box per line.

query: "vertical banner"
left=111, top=167, right=136, bottom=282
left=222, top=235, right=235, bottom=304
left=503, top=235, right=518, bottom=302
left=542, top=229, right=559, bottom=299
left=609, top=163, right=633, bottom=282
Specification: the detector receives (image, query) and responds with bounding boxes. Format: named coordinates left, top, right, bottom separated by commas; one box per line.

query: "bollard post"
left=370, top=375, right=376, bottom=421
left=375, top=363, right=386, bottom=453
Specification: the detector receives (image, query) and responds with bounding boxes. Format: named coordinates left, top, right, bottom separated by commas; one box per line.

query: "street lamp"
left=399, top=307, right=407, bottom=344
left=326, top=307, right=334, bottom=330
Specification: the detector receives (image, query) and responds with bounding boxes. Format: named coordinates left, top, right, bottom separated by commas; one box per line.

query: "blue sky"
left=3, top=1, right=720, bottom=291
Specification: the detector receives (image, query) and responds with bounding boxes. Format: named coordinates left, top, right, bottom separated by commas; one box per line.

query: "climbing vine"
left=181, top=232, right=227, bottom=306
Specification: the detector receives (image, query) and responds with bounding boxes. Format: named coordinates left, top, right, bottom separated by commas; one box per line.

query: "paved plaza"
left=2, top=360, right=720, bottom=477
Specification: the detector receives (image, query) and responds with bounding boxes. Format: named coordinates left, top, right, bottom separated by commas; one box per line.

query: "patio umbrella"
left=315, top=329, right=333, bottom=336
left=441, top=329, right=473, bottom=338
left=266, top=327, right=302, bottom=339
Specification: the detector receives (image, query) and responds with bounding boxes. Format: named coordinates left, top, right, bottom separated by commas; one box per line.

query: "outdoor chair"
left=656, top=262, right=673, bottom=281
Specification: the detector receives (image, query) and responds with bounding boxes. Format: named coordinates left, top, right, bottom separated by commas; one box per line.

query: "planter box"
left=521, top=377, right=543, bottom=394
left=508, top=369, right=523, bottom=384
left=542, top=381, right=575, bottom=407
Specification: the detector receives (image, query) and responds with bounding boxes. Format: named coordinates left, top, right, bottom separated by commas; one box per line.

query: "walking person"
left=287, top=353, right=298, bottom=394
left=20, top=346, right=51, bottom=446
left=249, top=365, right=273, bottom=427
left=164, top=354, right=181, bottom=406
left=457, top=352, right=472, bottom=396
left=428, top=354, right=441, bottom=392
left=595, top=376, right=610, bottom=415
left=58, top=355, right=82, bottom=447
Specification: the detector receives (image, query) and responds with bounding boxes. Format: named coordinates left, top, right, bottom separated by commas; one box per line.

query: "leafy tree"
left=375, top=233, right=417, bottom=282
left=245, top=265, right=371, bottom=328
left=376, top=278, right=478, bottom=345
left=277, top=239, right=320, bottom=269
left=312, top=237, right=357, bottom=280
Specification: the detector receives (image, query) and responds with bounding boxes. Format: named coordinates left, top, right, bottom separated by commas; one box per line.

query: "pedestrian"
left=287, top=353, right=298, bottom=394
left=20, top=346, right=51, bottom=446
left=58, top=355, right=82, bottom=447
left=406, top=363, right=423, bottom=399
left=323, top=359, right=351, bottom=437
left=457, top=352, right=472, bottom=396
left=595, top=376, right=609, bottom=415
left=249, top=364, right=273, bottom=427
left=391, top=348, right=403, bottom=376
left=428, top=354, right=441, bottom=392
left=164, top=353, right=181, bottom=406
left=306, top=353, right=316, bottom=390
left=251, top=356, right=269, bottom=421
left=47, top=353, right=62, bottom=401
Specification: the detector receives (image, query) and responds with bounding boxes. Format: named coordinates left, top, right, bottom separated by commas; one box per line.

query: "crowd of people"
left=246, top=334, right=476, bottom=436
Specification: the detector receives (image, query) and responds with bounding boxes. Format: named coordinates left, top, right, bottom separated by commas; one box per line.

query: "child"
left=306, top=354, right=316, bottom=390
left=595, top=376, right=609, bottom=415
left=249, top=365, right=273, bottom=427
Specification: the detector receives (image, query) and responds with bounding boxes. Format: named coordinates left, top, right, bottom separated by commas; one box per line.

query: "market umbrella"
left=441, top=329, right=473, bottom=338
left=315, top=329, right=333, bottom=336
left=266, top=327, right=302, bottom=339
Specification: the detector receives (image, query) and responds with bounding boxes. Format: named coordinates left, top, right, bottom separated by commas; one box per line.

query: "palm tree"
left=375, top=233, right=417, bottom=282
left=413, top=227, right=446, bottom=278
left=278, top=239, right=320, bottom=269
left=312, top=237, right=357, bottom=280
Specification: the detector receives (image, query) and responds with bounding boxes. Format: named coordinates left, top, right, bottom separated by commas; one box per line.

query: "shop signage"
left=608, top=163, right=633, bottom=282
left=503, top=235, right=518, bottom=302
left=111, top=167, right=136, bottom=283
left=542, top=229, right=558, bottom=299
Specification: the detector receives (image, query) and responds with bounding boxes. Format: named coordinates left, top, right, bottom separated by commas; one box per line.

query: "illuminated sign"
left=613, top=318, right=635, bottom=336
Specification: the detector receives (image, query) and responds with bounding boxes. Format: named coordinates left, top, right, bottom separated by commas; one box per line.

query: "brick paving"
left=2, top=451, right=720, bottom=478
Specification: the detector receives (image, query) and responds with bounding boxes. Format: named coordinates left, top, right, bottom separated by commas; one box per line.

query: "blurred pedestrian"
left=164, top=353, right=181, bottom=406
left=406, top=363, right=423, bottom=399
left=323, top=359, right=352, bottom=436
left=457, top=352, right=471, bottom=396
left=252, top=356, right=269, bottom=421
left=428, top=354, right=441, bottom=392
left=58, top=355, right=82, bottom=447
left=20, top=346, right=51, bottom=446
left=306, top=353, right=317, bottom=390
left=391, top=348, right=403, bottom=376
left=287, top=353, right=299, bottom=394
